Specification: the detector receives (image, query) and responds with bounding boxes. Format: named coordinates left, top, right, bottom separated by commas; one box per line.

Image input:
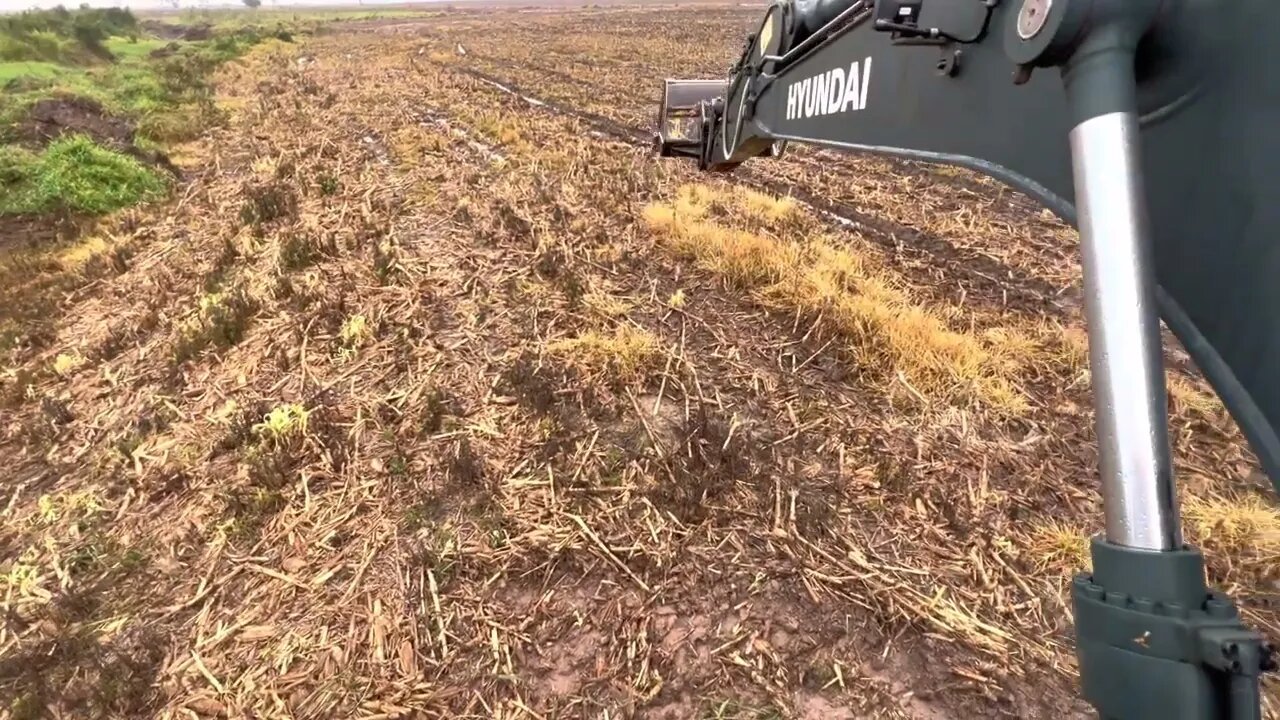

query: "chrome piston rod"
left=1070, top=111, right=1181, bottom=551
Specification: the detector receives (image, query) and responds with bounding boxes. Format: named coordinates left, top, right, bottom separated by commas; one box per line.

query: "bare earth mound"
left=2, top=6, right=1276, bottom=719
left=17, top=95, right=138, bottom=153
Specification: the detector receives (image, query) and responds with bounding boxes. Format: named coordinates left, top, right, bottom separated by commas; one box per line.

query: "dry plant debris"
left=1, top=5, right=1277, bottom=720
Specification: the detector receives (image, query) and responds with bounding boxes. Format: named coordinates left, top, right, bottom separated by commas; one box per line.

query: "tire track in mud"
left=440, top=60, right=1075, bottom=318
left=461, top=47, right=1067, bottom=222
left=450, top=55, right=1211, bottom=384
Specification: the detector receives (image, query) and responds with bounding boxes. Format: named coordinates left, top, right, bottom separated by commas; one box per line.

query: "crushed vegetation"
left=644, top=184, right=1031, bottom=411
left=547, top=323, right=661, bottom=382
left=0, top=6, right=1276, bottom=720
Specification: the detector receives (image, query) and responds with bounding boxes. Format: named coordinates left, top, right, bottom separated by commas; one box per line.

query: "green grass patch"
left=0, top=20, right=275, bottom=141
left=102, top=36, right=168, bottom=62
left=0, top=144, right=40, bottom=190
left=0, top=60, right=67, bottom=83
left=0, top=7, right=289, bottom=219
left=0, top=62, right=171, bottom=143
left=0, top=7, right=140, bottom=65
left=0, top=28, right=84, bottom=65
left=0, top=135, right=166, bottom=216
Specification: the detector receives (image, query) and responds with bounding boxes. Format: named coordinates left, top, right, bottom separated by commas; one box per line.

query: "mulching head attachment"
left=654, top=79, right=726, bottom=160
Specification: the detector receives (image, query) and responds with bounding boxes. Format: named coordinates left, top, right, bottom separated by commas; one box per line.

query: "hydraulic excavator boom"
left=655, top=0, right=1280, bottom=716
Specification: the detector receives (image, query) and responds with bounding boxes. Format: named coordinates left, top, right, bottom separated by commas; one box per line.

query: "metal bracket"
left=1074, top=540, right=1274, bottom=719
left=873, top=0, right=1000, bottom=45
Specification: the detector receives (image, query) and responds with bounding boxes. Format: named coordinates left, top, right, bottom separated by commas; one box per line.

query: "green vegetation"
left=0, top=6, right=138, bottom=64
left=0, top=60, right=66, bottom=83
left=102, top=36, right=168, bottom=61
left=0, top=6, right=289, bottom=218
left=254, top=404, right=310, bottom=440
left=1, top=29, right=275, bottom=142
left=0, top=136, right=166, bottom=215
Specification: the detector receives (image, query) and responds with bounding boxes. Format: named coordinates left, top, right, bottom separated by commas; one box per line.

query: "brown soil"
left=149, top=42, right=183, bottom=59
left=0, top=214, right=86, bottom=254
left=15, top=94, right=181, bottom=179
left=0, top=6, right=1273, bottom=720
left=141, top=20, right=213, bottom=41
left=17, top=95, right=137, bottom=152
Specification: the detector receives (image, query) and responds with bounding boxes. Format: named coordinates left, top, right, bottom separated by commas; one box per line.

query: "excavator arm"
left=656, top=0, right=1279, bottom=716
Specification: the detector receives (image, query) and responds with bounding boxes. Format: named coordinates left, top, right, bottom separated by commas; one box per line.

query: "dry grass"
left=582, top=288, right=633, bottom=319
left=389, top=125, right=449, bottom=165
left=55, top=235, right=111, bottom=271
left=1184, top=491, right=1280, bottom=565
left=1169, top=373, right=1224, bottom=417
left=652, top=214, right=795, bottom=287
left=52, top=351, right=85, bottom=377
left=733, top=187, right=798, bottom=224
left=1025, top=520, right=1092, bottom=574
left=1, top=10, right=1276, bottom=720
left=645, top=184, right=1027, bottom=411
left=546, top=324, right=660, bottom=381
left=475, top=112, right=531, bottom=153
left=173, top=286, right=260, bottom=363
left=340, top=313, right=369, bottom=342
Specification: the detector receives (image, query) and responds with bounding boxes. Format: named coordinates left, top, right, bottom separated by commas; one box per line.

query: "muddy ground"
left=1, top=5, right=1275, bottom=719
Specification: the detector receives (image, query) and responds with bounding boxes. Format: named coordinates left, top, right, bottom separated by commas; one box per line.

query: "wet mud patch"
left=13, top=95, right=179, bottom=175
left=18, top=95, right=137, bottom=152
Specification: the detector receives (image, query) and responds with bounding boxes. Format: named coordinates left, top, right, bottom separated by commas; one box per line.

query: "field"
left=1, top=4, right=1277, bottom=719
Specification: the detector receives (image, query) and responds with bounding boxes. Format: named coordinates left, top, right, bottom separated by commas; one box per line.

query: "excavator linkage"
left=654, top=79, right=726, bottom=160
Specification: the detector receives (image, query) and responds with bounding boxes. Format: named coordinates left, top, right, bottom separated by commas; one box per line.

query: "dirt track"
left=1, top=6, right=1275, bottom=719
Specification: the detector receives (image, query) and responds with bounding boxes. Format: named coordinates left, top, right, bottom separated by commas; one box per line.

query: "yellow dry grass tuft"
left=1024, top=520, right=1091, bottom=574
left=1061, top=325, right=1091, bottom=369
left=582, top=290, right=633, bottom=319
left=51, top=351, right=85, bottom=378
left=475, top=112, right=529, bottom=151
left=250, top=155, right=280, bottom=179
left=688, top=225, right=797, bottom=288
left=340, top=313, right=371, bottom=348
left=733, top=187, right=798, bottom=224
left=254, top=403, right=311, bottom=440
left=547, top=324, right=660, bottom=381
left=644, top=188, right=1025, bottom=410
left=166, top=139, right=213, bottom=171
left=1183, top=491, right=1280, bottom=559
left=982, top=327, right=1045, bottom=374
left=36, top=489, right=103, bottom=526
left=389, top=125, right=448, bottom=165
left=1168, top=374, right=1223, bottom=417
left=228, top=38, right=297, bottom=76
left=674, top=182, right=717, bottom=218
left=55, top=235, right=111, bottom=272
